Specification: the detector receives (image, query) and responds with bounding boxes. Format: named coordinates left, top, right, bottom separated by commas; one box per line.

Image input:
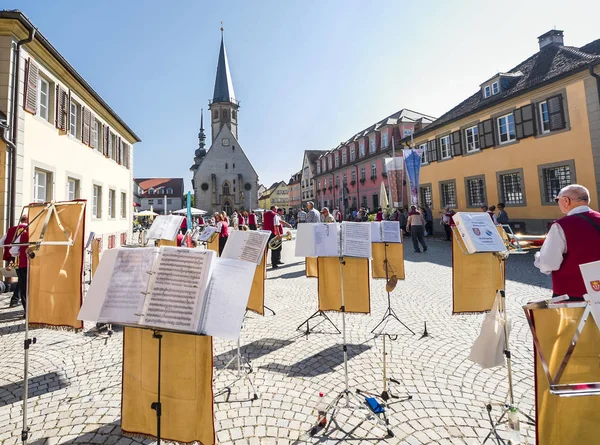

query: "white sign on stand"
left=580, top=260, right=600, bottom=329
left=453, top=212, right=507, bottom=254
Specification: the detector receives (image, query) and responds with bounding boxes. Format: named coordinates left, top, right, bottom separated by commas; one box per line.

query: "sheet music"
left=140, top=247, right=215, bottom=332
left=370, top=222, right=382, bottom=243
left=315, top=224, right=340, bottom=257
left=147, top=215, right=184, bottom=241
left=341, top=222, right=372, bottom=258
left=79, top=248, right=117, bottom=322
left=295, top=223, right=315, bottom=257
left=95, top=248, right=158, bottom=324
left=197, top=226, right=218, bottom=242
left=221, top=230, right=270, bottom=264
left=381, top=221, right=402, bottom=243
left=199, top=258, right=256, bottom=340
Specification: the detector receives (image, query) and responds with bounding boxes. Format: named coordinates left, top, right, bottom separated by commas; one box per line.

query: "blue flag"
left=403, top=149, right=422, bottom=205
left=186, top=192, right=192, bottom=230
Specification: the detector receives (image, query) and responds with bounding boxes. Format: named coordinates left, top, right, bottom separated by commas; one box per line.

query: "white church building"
left=191, top=32, right=259, bottom=215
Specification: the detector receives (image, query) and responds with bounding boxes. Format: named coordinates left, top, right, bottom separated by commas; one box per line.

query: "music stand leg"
left=214, top=337, right=259, bottom=402
left=21, top=267, right=35, bottom=445
left=151, top=331, right=163, bottom=445
left=296, top=310, right=340, bottom=335
left=264, top=305, right=276, bottom=316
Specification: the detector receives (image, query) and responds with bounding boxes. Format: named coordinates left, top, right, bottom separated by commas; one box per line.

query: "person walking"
left=423, top=204, right=433, bottom=237
left=306, top=201, right=321, bottom=223
left=406, top=206, right=427, bottom=253
left=535, top=184, right=600, bottom=300
left=497, top=203, right=509, bottom=225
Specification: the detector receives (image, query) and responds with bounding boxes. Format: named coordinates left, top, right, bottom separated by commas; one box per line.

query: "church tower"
left=209, top=29, right=239, bottom=143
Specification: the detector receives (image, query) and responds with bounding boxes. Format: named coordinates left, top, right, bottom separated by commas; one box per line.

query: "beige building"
left=0, top=11, right=140, bottom=249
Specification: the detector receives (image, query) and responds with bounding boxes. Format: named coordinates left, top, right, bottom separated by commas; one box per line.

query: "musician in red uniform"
left=215, top=213, right=229, bottom=255
left=1, top=215, right=28, bottom=307
left=263, top=206, right=279, bottom=267
left=248, top=210, right=257, bottom=230
left=535, top=185, right=600, bottom=300
left=274, top=208, right=292, bottom=267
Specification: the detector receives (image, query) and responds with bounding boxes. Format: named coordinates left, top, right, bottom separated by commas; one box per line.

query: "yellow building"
left=406, top=30, right=600, bottom=234
left=258, top=181, right=288, bottom=210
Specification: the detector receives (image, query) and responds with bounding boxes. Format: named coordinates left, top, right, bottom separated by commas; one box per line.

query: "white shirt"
left=534, top=205, right=592, bottom=275
left=273, top=213, right=281, bottom=228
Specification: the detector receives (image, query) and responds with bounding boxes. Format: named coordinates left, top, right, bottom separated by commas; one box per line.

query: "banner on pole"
left=384, top=157, right=404, bottom=208
left=403, top=149, right=423, bottom=206
left=186, top=192, right=192, bottom=231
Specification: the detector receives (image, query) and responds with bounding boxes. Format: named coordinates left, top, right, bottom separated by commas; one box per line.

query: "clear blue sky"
left=11, top=0, right=600, bottom=190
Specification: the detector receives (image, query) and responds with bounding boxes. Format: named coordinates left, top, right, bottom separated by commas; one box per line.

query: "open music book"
left=370, top=221, right=402, bottom=243
left=146, top=215, right=185, bottom=241
left=78, top=246, right=255, bottom=340
left=221, top=230, right=271, bottom=265
left=196, top=226, right=218, bottom=242
left=295, top=222, right=372, bottom=258
left=453, top=212, right=507, bottom=254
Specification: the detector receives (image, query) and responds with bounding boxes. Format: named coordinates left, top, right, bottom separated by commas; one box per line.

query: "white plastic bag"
left=468, top=292, right=509, bottom=369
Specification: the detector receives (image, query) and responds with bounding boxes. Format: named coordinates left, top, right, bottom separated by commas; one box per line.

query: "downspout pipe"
left=8, top=27, right=36, bottom=229
left=590, top=63, right=600, bottom=106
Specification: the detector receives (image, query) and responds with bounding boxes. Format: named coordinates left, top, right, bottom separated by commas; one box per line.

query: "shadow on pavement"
left=214, top=338, right=294, bottom=369
left=0, top=371, right=69, bottom=408
left=30, top=421, right=157, bottom=445
left=260, top=343, right=371, bottom=377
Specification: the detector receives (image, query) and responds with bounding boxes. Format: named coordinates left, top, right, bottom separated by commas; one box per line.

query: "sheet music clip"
left=523, top=300, right=600, bottom=397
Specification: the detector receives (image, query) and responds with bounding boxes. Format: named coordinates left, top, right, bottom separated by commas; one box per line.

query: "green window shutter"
left=55, top=85, right=68, bottom=131
left=451, top=130, right=462, bottom=156
left=23, top=58, right=38, bottom=114
left=547, top=94, right=566, bottom=131
left=478, top=118, right=495, bottom=149
left=428, top=139, right=438, bottom=162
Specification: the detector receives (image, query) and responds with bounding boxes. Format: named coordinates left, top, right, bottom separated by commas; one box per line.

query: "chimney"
left=538, top=29, right=564, bottom=50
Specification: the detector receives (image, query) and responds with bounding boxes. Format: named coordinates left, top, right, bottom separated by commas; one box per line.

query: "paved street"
left=0, top=235, right=550, bottom=444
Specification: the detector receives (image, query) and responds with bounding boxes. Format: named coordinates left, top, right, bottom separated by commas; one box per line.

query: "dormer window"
left=492, top=82, right=499, bottom=95
left=484, top=81, right=500, bottom=98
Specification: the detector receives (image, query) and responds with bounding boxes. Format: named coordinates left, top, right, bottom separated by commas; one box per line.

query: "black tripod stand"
left=371, top=242, right=414, bottom=335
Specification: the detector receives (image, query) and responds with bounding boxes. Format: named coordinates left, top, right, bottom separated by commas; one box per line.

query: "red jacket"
left=3, top=223, right=27, bottom=264
left=263, top=211, right=275, bottom=234
left=248, top=214, right=257, bottom=225
left=552, top=210, right=600, bottom=297
left=219, top=221, right=229, bottom=238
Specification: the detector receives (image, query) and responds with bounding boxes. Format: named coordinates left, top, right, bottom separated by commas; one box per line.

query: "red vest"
left=248, top=214, right=257, bottom=225
left=552, top=210, right=600, bottom=297
left=3, top=224, right=27, bottom=263
left=219, top=221, right=229, bottom=238
left=263, top=211, right=275, bottom=233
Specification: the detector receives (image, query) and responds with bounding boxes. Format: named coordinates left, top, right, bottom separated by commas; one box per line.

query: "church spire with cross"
left=209, top=23, right=239, bottom=143
left=190, top=109, right=206, bottom=171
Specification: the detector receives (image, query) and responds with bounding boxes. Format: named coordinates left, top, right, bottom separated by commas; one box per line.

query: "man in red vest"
left=263, top=206, right=279, bottom=267
left=1, top=215, right=28, bottom=307
left=535, top=184, right=600, bottom=300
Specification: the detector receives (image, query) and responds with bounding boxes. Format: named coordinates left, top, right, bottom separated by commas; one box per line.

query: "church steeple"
left=209, top=26, right=240, bottom=143
left=190, top=109, right=207, bottom=171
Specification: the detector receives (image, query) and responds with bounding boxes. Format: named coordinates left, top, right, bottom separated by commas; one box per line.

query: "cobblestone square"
left=0, top=236, right=550, bottom=444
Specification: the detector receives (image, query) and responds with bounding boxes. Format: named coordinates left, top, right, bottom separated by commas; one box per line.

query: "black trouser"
left=411, top=226, right=427, bottom=252
left=218, top=236, right=228, bottom=256
left=16, top=267, right=27, bottom=310
left=426, top=221, right=433, bottom=236
left=269, top=233, right=281, bottom=265
left=443, top=224, right=452, bottom=240
left=249, top=224, right=257, bottom=230
left=9, top=280, right=20, bottom=305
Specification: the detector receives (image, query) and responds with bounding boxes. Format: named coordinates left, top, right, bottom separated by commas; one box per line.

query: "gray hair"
left=559, top=184, right=590, bottom=204
left=307, top=201, right=314, bottom=207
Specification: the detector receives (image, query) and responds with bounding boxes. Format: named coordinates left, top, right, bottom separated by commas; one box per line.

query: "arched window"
left=157, top=187, right=164, bottom=195
left=232, top=110, right=237, bottom=120
left=222, top=110, right=228, bottom=121
left=166, top=187, right=173, bottom=194
left=223, top=201, right=232, bottom=215
left=148, top=188, right=154, bottom=195
left=213, top=109, right=219, bottom=120
left=222, top=181, right=230, bottom=195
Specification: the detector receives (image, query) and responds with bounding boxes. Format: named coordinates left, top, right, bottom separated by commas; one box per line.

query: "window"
left=148, top=199, right=154, bottom=205
left=121, top=192, right=127, bottom=218
left=167, top=199, right=172, bottom=204
left=322, top=159, right=326, bottom=171
left=67, top=178, right=79, bottom=200
left=342, top=173, right=347, bottom=184
left=335, top=175, right=339, bottom=187
left=466, top=177, right=486, bottom=207
left=497, top=113, right=516, bottom=144
left=492, top=81, right=499, bottom=95
left=361, top=195, right=367, bottom=208
left=317, top=180, right=321, bottom=189
left=111, top=133, right=117, bottom=161
left=403, top=129, right=413, bottom=136
left=334, top=153, right=339, bottom=168
left=440, top=181, right=457, bottom=208
left=351, top=170, right=356, bottom=183
left=498, top=172, right=524, bottom=205
left=440, top=136, right=451, bottom=159
left=93, top=185, right=102, bottom=218
left=371, top=163, right=377, bottom=178
left=359, top=140, right=365, bottom=157
left=382, top=160, right=387, bottom=174
left=539, top=101, right=550, bottom=133
left=420, top=185, right=432, bottom=206
left=350, top=147, right=356, bottom=161
left=382, top=132, right=389, bottom=148
left=317, top=163, right=321, bottom=174
left=148, top=188, right=154, bottom=194
left=34, top=169, right=50, bottom=203
left=465, top=126, right=480, bottom=152
left=69, top=101, right=78, bottom=136
left=166, top=187, right=173, bottom=194
left=342, top=149, right=347, bottom=164
left=369, top=136, right=376, bottom=154
left=38, top=77, right=49, bottom=121
left=484, top=85, right=491, bottom=98
left=329, top=177, right=333, bottom=187
left=92, top=121, right=99, bottom=151
left=328, top=156, right=332, bottom=170
left=223, top=182, right=230, bottom=195
left=419, top=143, right=428, bottom=164
left=542, top=164, right=572, bottom=203
left=360, top=167, right=366, bottom=180
left=108, top=189, right=116, bottom=218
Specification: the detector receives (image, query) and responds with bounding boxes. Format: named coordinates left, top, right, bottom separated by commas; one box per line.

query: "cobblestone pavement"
left=0, top=235, right=550, bottom=444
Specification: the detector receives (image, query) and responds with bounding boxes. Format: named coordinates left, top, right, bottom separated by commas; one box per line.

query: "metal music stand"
left=308, top=225, right=394, bottom=439
left=371, top=239, right=414, bottom=336
left=523, top=299, right=600, bottom=397
left=9, top=201, right=85, bottom=445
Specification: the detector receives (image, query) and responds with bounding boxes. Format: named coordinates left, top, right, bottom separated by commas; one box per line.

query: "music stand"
left=213, top=331, right=259, bottom=403
left=9, top=201, right=84, bottom=444
left=309, top=223, right=394, bottom=439
left=450, top=219, right=535, bottom=444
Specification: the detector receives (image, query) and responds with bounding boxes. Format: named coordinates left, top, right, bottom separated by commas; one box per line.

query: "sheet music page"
left=295, top=223, right=316, bottom=257
left=78, top=248, right=117, bottom=322
left=342, top=222, right=372, bottom=258
left=140, top=247, right=215, bottom=332
left=199, top=258, right=256, bottom=340
left=381, top=221, right=402, bottom=243
left=147, top=215, right=184, bottom=241
left=314, top=223, right=341, bottom=257
left=370, top=222, right=382, bottom=243
left=221, top=230, right=270, bottom=264
left=93, top=248, right=158, bottom=324
left=197, top=226, right=218, bottom=242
